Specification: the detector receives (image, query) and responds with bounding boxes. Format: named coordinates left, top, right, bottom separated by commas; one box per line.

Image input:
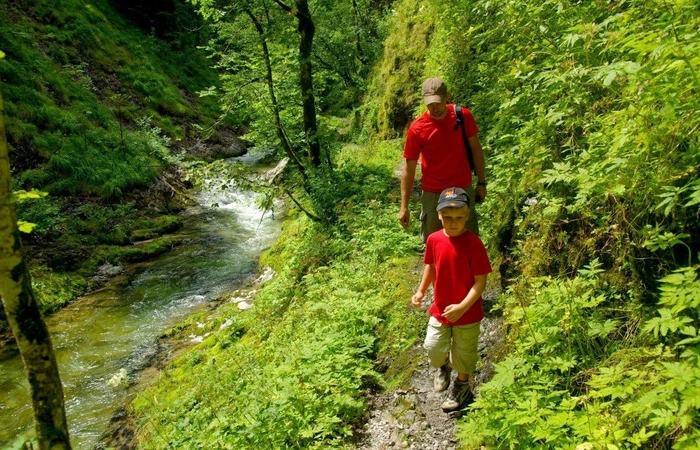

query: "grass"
left=131, top=141, right=429, bottom=449
left=1, top=0, right=220, bottom=199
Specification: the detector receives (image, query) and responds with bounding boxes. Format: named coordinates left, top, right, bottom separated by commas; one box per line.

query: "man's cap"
left=437, top=187, right=470, bottom=211
left=422, top=77, right=448, bottom=105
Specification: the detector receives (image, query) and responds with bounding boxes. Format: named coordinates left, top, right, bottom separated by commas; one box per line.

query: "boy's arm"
left=411, top=264, right=435, bottom=308
left=442, top=274, right=487, bottom=322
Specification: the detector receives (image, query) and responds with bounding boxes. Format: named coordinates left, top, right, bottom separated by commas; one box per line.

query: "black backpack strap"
left=454, top=105, right=476, bottom=175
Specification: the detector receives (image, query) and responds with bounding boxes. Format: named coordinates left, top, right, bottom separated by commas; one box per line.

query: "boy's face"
left=438, top=206, right=469, bottom=237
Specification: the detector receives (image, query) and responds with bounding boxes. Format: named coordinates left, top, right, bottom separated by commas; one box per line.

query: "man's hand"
left=476, top=185, right=487, bottom=204
left=411, top=291, right=424, bottom=308
left=442, top=303, right=467, bottom=322
left=399, top=207, right=410, bottom=229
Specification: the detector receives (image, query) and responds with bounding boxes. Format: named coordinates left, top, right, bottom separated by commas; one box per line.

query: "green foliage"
left=368, top=0, right=699, bottom=448
left=132, top=143, right=425, bottom=449
left=0, top=0, right=219, bottom=198
left=190, top=0, right=385, bottom=155
left=359, top=0, right=437, bottom=139
left=459, top=265, right=700, bottom=449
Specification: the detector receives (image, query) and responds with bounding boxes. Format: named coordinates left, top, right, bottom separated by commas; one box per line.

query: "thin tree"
left=243, top=5, right=308, bottom=180
left=271, top=0, right=321, bottom=167
left=0, top=75, right=72, bottom=449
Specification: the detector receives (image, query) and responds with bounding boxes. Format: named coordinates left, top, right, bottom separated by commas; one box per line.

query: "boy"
left=411, top=187, right=492, bottom=412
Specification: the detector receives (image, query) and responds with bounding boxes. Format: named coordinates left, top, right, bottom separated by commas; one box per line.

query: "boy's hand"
left=411, top=291, right=424, bottom=308
left=442, top=304, right=466, bottom=322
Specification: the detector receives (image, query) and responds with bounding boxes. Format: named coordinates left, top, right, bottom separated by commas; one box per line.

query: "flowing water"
left=0, top=154, right=281, bottom=449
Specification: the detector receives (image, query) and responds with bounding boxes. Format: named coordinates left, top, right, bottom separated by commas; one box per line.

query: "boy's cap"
left=437, top=187, right=470, bottom=211
left=422, top=77, right=447, bottom=105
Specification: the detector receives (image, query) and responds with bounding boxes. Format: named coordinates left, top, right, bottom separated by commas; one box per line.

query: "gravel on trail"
left=355, top=305, right=503, bottom=450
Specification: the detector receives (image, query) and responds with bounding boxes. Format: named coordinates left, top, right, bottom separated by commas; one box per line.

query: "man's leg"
left=420, top=191, right=442, bottom=243
left=423, top=316, right=453, bottom=392
left=464, top=185, right=479, bottom=236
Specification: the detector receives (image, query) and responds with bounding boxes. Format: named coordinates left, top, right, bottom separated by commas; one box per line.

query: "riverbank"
left=1, top=164, right=191, bottom=339
left=100, top=266, right=277, bottom=450
left=126, top=140, right=465, bottom=448
left=1, top=130, right=254, bottom=338
left=0, top=153, right=282, bottom=449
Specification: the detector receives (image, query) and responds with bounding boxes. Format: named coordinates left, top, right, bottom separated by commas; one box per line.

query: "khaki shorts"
left=423, top=316, right=481, bottom=375
left=420, top=185, right=479, bottom=242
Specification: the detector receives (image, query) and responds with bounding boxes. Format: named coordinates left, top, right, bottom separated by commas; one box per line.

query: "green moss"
left=130, top=215, right=182, bottom=241
left=360, top=0, right=436, bottom=139
left=29, top=265, right=87, bottom=314
left=1, top=0, right=220, bottom=199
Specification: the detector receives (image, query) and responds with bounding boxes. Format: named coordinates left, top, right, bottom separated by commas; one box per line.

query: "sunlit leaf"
left=17, top=221, right=37, bottom=233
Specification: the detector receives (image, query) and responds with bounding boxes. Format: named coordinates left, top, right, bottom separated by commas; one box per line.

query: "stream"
left=0, top=153, right=281, bottom=449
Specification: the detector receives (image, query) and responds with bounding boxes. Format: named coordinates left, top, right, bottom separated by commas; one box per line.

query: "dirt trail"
left=356, top=297, right=503, bottom=450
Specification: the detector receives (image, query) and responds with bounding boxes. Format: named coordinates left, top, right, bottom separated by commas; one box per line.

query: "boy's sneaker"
left=441, top=379, right=474, bottom=412
left=433, top=363, right=451, bottom=392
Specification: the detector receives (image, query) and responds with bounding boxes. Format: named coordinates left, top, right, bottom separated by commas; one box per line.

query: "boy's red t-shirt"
left=403, top=104, right=479, bottom=193
left=424, top=230, right=492, bottom=326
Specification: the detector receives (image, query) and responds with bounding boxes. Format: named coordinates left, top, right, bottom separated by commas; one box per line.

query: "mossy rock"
left=131, top=216, right=182, bottom=241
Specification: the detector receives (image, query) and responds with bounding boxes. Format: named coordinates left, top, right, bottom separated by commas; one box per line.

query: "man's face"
left=426, top=98, right=449, bottom=120
left=438, top=206, right=469, bottom=237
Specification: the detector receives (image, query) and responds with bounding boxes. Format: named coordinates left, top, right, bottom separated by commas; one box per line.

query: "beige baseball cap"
left=421, top=77, right=448, bottom=105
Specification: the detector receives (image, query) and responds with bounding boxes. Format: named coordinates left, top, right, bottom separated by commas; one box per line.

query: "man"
left=399, top=77, right=487, bottom=241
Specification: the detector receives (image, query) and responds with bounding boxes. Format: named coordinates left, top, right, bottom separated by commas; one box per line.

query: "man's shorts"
left=420, top=185, right=479, bottom=242
left=423, top=316, right=481, bottom=374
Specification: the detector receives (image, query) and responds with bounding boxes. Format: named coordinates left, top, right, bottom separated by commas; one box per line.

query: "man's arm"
left=441, top=274, right=487, bottom=322
left=399, top=159, right=418, bottom=229
left=411, top=264, right=435, bottom=308
left=468, top=135, right=487, bottom=203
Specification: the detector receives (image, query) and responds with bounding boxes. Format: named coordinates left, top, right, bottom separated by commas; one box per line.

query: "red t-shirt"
left=424, top=230, right=492, bottom=326
left=403, top=104, right=479, bottom=193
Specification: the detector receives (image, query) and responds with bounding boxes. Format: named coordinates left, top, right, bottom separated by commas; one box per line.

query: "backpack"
left=454, top=105, right=476, bottom=176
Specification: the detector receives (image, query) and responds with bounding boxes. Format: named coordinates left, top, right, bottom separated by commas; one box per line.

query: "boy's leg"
left=442, top=321, right=481, bottom=412
left=423, top=316, right=453, bottom=392
left=420, top=191, right=442, bottom=243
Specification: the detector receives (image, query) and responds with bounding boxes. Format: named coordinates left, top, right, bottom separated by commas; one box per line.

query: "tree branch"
left=284, top=189, right=321, bottom=222
left=272, top=0, right=292, bottom=13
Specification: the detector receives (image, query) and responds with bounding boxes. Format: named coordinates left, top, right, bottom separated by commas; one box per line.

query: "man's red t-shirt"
left=424, top=230, right=492, bottom=326
left=403, top=104, right=479, bottom=193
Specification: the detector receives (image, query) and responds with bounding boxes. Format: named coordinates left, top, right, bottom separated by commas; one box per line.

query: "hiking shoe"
left=441, top=379, right=473, bottom=412
left=433, top=363, right=452, bottom=392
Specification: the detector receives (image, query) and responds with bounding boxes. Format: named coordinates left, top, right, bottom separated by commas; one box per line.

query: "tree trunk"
left=294, top=0, right=321, bottom=167
left=272, top=0, right=321, bottom=167
left=352, top=0, right=367, bottom=65
left=0, top=89, right=72, bottom=449
left=244, top=6, right=308, bottom=181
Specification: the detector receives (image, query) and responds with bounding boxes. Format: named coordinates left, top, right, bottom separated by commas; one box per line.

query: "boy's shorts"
left=420, top=186, right=479, bottom=242
left=423, top=316, right=481, bottom=374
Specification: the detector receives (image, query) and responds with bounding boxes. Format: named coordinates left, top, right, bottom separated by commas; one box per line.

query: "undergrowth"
left=131, top=141, right=428, bottom=449
left=364, top=0, right=699, bottom=448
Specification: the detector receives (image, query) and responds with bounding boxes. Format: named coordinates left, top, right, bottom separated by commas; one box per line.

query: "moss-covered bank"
left=129, top=140, right=432, bottom=449
left=0, top=0, right=232, bottom=330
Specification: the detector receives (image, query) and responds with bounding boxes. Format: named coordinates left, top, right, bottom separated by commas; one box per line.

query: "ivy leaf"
left=588, top=320, right=619, bottom=338
left=17, top=221, right=37, bottom=233
left=13, top=189, right=48, bottom=202
left=0, top=50, right=5, bottom=59
left=603, top=70, right=617, bottom=86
